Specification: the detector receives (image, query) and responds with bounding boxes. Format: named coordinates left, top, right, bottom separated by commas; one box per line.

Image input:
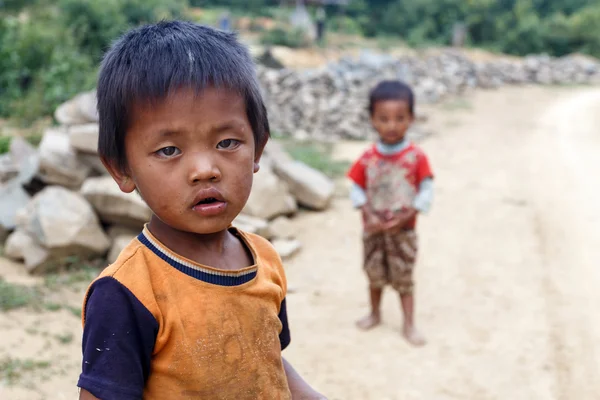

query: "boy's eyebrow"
left=155, top=121, right=245, bottom=138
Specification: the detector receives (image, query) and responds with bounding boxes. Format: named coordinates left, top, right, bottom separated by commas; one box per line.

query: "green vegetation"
left=0, top=279, right=41, bottom=311
left=283, top=140, right=349, bottom=178
left=0, top=137, right=11, bottom=154
left=0, top=0, right=185, bottom=124
left=54, top=332, right=74, bottom=344
left=2, top=0, right=600, bottom=125
left=0, top=357, right=51, bottom=385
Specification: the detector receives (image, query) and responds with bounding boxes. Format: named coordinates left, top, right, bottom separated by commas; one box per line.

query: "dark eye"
left=217, top=139, right=240, bottom=149
left=156, top=146, right=181, bottom=157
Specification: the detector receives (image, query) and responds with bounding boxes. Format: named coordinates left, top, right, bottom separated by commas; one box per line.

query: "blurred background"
left=1, top=1, right=600, bottom=399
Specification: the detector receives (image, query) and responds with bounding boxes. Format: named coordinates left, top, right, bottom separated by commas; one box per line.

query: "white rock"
left=78, top=153, right=108, bottom=175
left=243, top=165, right=297, bottom=220
left=37, top=127, right=90, bottom=188
left=108, top=235, right=135, bottom=264
left=272, top=238, right=302, bottom=260
left=107, top=225, right=140, bottom=240
left=16, top=186, right=110, bottom=261
left=269, top=216, right=296, bottom=239
left=10, top=137, right=39, bottom=186
left=273, top=160, right=335, bottom=210
left=0, top=180, right=31, bottom=233
left=0, top=154, right=17, bottom=183
left=69, top=123, right=99, bottom=154
left=233, top=214, right=272, bottom=238
left=81, top=176, right=151, bottom=229
left=5, top=230, right=51, bottom=274
left=54, top=91, right=98, bottom=125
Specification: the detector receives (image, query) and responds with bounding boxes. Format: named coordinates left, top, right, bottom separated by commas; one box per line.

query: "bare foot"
left=403, top=325, right=426, bottom=346
left=355, top=314, right=381, bottom=330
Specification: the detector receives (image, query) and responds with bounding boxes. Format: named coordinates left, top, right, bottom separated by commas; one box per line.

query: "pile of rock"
left=0, top=93, right=335, bottom=273
left=260, top=50, right=600, bottom=140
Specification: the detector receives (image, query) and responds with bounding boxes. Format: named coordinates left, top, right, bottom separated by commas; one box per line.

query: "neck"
left=147, top=215, right=230, bottom=263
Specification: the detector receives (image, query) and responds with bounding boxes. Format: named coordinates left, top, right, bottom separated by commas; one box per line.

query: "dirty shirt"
left=347, top=140, right=434, bottom=229
left=78, top=226, right=291, bottom=400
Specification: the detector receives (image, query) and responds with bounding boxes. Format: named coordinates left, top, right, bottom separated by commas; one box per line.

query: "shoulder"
left=406, top=143, right=429, bottom=159
left=357, top=144, right=379, bottom=162
left=84, top=237, right=161, bottom=323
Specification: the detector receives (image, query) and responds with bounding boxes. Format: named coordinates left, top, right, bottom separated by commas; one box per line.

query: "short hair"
left=368, top=80, right=414, bottom=116
left=97, top=21, right=269, bottom=172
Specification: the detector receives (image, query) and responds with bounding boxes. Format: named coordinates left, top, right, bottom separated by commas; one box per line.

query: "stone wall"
left=260, top=50, right=600, bottom=140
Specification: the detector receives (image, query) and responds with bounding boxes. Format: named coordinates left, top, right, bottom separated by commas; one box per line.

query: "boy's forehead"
left=130, top=86, right=244, bottom=113
left=373, top=99, right=411, bottom=112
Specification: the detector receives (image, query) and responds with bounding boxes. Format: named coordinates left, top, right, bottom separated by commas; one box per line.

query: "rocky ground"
left=2, top=85, right=600, bottom=399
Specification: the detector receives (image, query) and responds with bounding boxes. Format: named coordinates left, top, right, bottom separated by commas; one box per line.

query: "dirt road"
left=1, top=86, right=599, bottom=399
left=283, top=86, right=600, bottom=400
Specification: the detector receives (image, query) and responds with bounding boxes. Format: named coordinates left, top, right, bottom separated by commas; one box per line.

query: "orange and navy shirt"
left=347, top=142, right=433, bottom=229
left=78, top=226, right=291, bottom=400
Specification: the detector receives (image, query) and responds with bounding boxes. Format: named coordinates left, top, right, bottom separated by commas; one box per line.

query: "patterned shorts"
left=363, top=230, right=418, bottom=294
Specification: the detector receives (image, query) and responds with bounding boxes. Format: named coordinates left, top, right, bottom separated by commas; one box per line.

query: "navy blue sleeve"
left=279, top=297, right=291, bottom=350
left=78, top=277, right=158, bottom=400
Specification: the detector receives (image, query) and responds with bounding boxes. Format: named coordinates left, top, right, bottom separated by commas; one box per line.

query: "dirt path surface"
left=1, top=86, right=600, bottom=399
left=283, top=86, right=600, bottom=400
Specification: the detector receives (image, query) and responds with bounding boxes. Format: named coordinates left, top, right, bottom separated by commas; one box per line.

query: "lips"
left=191, top=188, right=227, bottom=216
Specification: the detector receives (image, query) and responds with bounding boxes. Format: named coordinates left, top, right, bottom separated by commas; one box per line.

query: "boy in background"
left=347, top=81, right=434, bottom=346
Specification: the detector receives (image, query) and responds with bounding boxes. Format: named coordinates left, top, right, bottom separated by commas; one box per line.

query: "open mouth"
left=196, top=197, right=219, bottom=205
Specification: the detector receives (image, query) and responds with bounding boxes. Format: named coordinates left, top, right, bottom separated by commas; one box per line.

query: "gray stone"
left=108, top=234, right=135, bottom=264
left=78, top=153, right=108, bottom=175
left=10, top=137, right=39, bottom=186
left=0, top=154, right=17, bottom=183
left=55, top=91, right=98, bottom=125
left=233, top=214, right=272, bottom=238
left=69, top=123, right=99, bottom=154
left=272, top=238, right=302, bottom=260
left=273, top=160, right=335, bottom=210
left=269, top=216, right=296, bottom=239
left=81, top=176, right=151, bottom=229
left=243, top=165, right=297, bottom=220
left=107, top=225, right=140, bottom=240
left=4, top=230, right=50, bottom=273
left=37, top=128, right=91, bottom=188
left=0, top=180, right=31, bottom=233
left=15, top=186, right=110, bottom=262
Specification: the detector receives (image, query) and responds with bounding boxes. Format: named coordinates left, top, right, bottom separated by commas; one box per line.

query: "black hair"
left=97, top=20, right=269, bottom=172
left=368, top=80, right=414, bottom=116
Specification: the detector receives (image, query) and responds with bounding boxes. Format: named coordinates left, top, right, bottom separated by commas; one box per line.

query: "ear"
left=100, top=157, right=136, bottom=193
left=253, top=141, right=266, bottom=174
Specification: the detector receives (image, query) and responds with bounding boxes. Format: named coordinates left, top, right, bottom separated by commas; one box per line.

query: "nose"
left=187, top=152, right=221, bottom=184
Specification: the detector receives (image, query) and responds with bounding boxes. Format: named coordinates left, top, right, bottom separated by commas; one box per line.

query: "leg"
left=358, top=232, right=386, bottom=330
left=388, top=231, right=426, bottom=346
left=356, top=286, right=383, bottom=330
left=400, top=291, right=426, bottom=346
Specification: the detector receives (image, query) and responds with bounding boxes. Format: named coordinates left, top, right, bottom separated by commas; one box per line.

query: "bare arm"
left=79, top=389, right=99, bottom=400
left=283, top=357, right=326, bottom=400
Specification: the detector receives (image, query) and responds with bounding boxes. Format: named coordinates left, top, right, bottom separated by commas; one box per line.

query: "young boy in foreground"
left=347, top=81, right=434, bottom=346
left=77, top=21, right=324, bottom=399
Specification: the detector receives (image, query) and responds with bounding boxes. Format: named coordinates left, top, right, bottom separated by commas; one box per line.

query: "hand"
left=361, top=208, right=385, bottom=234
left=382, top=208, right=417, bottom=232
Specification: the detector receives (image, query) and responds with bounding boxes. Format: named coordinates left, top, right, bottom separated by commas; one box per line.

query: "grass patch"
left=67, top=306, right=82, bottom=319
left=43, top=262, right=99, bottom=290
left=0, top=136, right=10, bottom=154
left=0, top=279, right=41, bottom=311
left=43, top=302, right=62, bottom=312
left=54, top=333, right=74, bottom=345
left=0, top=357, right=51, bottom=385
left=282, top=140, right=350, bottom=178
